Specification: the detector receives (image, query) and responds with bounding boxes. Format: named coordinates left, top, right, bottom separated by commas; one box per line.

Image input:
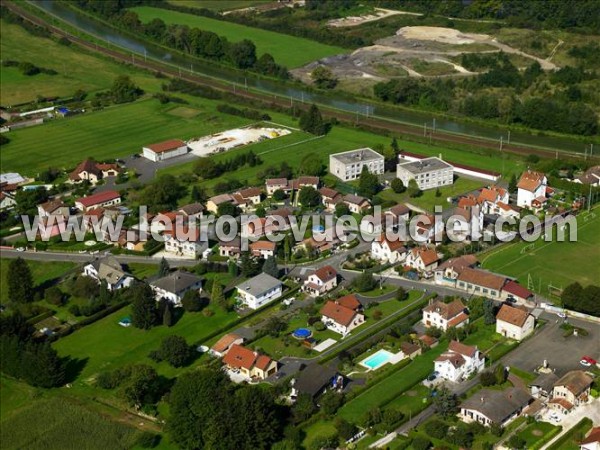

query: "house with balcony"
left=434, top=340, right=485, bottom=382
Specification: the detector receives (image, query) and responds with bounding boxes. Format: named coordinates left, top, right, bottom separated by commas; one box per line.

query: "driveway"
left=539, top=398, right=600, bottom=450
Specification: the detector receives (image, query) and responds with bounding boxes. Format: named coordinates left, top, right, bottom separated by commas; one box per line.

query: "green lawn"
left=0, top=20, right=160, bottom=105
left=481, top=210, right=600, bottom=295
left=124, top=262, right=159, bottom=281
left=548, top=418, right=593, bottom=450
left=378, top=176, right=486, bottom=213
left=1, top=98, right=250, bottom=175
left=166, top=0, right=270, bottom=11
left=0, top=259, right=76, bottom=303
left=131, top=6, right=347, bottom=68
left=517, top=421, right=561, bottom=450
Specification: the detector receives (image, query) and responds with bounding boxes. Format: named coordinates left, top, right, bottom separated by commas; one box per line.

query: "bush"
left=424, top=419, right=449, bottom=439
left=45, top=286, right=65, bottom=306
left=313, top=321, right=326, bottom=331
left=68, top=304, right=81, bottom=316
left=411, top=436, right=432, bottom=450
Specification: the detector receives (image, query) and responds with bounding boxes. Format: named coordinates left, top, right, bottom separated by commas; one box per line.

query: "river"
left=32, top=0, right=597, bottom=154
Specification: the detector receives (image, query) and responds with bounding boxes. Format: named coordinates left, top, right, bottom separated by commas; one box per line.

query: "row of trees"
left=562, top=282, right=600, bottom=316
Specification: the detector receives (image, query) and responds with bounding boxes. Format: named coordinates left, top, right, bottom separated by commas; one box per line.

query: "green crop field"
left=481, top=210, right=600, bottom=295
left=130, top=6, right=347, bottom=68
left=167, top=0, right=270, bottom=11
left=1, top=98, right=251, bottom=175
left=0, top=20, right=160, bottom=105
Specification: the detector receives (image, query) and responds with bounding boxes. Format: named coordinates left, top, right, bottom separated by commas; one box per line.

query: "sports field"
left=1, top=98, right=251, bottom=175
left=481, top=210, right=600, bottom=295
left=0, top=20, right=160, bottom=105
left=130, top=6, right=347, bottom=68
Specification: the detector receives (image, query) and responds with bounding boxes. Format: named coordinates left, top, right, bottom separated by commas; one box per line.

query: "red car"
left=580, top=356, right=597, bottom=367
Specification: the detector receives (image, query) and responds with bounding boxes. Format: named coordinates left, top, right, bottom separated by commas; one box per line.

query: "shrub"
left=313, top=321, right=326, bottom=331
left=411, top=436, right=431, bottom=450
left=424, top=419, right=449, bottom=439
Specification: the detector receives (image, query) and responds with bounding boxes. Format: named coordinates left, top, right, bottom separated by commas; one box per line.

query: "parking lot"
left=503, top=314, right=600, bottom=375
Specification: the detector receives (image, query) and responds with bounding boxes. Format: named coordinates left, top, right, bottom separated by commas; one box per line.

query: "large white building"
left=495, top=304, right=535, bottom=341
left=142, top=139, right=188, bottom=162
left=434, top=341, right=485, bottom=382
left=396, top=157, right=453, bottom=190
left=329, top=148, right=384, bottom=181
left=236, top=272, right=283, bottom=310
left=517, top=170, right=547, bottom=207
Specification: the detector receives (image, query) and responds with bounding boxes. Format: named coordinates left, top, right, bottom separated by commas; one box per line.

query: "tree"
left=508, top=435, right=526, bottom=450
left=292, top=393, right=316, bottom=423
left=395, top=287, right=408, bottom=301
left=141, top=174, right=186, bottom=213
left=358, top=166, right=380, bottom=198
left=158, top=257, right=170, bottom=277
left=240, top=252, right=260, bottom=277
left=255, top=205, right=266, bottom=218
left=110, top=75, right=143, bottom=103
left=311, top=65, right=338, bottom=89
left=229, top=39, right=257, bottom=69
left=298, top=186, right=321, bottom=208
left=334, top=418, right=356, bottom=440
left=407, top=179, right=422, bottom=198
left=299, top=153, right=324, bottom=176
left=424, top=420, right=449, bottom=439
left=320, top=392, right=344, bottom=415
left=7, top=258, right=34, bottom=303
left=193, top=158, right=221, bottom=179
left=45, top=286, right=64, bottom=306
left=121, top=365, right=161, bottom=408
left=72, top=275, right=100, bottom=298
left=351, top=271, right=377, bottom=292
left=411, top=437, right=432, bottom=450
left=335, top=202, right=350, bottom=217
left=163, top=302, right=174, bottom=327
left=272, top=189, right=287, bottom=201
left=211, top=282, right=228, bottom=310
left=432, top=385, right=458, bottom=417
left=130, top=283, right=158, bottom=330
left=190, top=185, right=206, bottom=203
left=480, top=370, right=497, bottom=386
left=299, top=104, right=330, bottom=136
left=263, top=316, right=286, bottom=337
left=181, top=290, right=206, bottom=312
left=153, top=335, right=192, bottom=368
left=435, top=188, right=442, bottom=197
left=262, top=256, right=279, bottom=278
left=391, top=178, right=406, bottom=194
left=495, top=364, right=508, bottom=384
left=483, top=299, right=496, bottom=325
left=217, top=201, right=239, bottom=217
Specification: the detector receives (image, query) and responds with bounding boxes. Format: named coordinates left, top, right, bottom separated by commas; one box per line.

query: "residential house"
left=265, top=176, right=319, bottom=196
left=360, top=213, right=385, bottom=235
left=529, top=372, right=559, bottom=400
left=69, top=159, right=120, bottom=183
left=443, top=205, right=483, bottom=241
left=496, top=201, right=521, bottom=219
left=413, top=213, right=444, bottom=243
left=142, top=139, right=188, bottom=162
left=265, top=178, right=288, bottom=196
left=210, top=333, right=244, bottom=357
left=400, top=342, right=422, bottom=359
left=549, top=371, right=593, bottom=414
left=496, top=304, right=535, bottom=341
left=82, top=256, right=133, bottom=290
left=150, top=270, right=203, bottom=306
left=460, top=387, right=533, bottom=427
left=405, top=247, right=440, bottom=272
left=517, top=170, right=547, bottom=208
left=236, top=272, right=283, bottom=310
left=37, top=199, right=70, bottom=218
left=75, top=190, right=121, bottom=211
left=576, top=166, right=600, bottom=187
left=434, top=255, right=478, bottom=287
left=178, top=203, right=204, bottom=221
left=422, top=299, right=469, bottom=331
left=206, top=194, right=236, bottom=214
left=385, top=203, right=410, bottom=224
left=396, top=157, right=453, bottom=190
left=234, top=187, right=262, bottom=207
left=249, top=241, right=277, bottom=259
left=320, top=294, right=364, bottom=336
left=219, top=238, right=241, bottom=258
left=371, top=234, right=407, bottom=263
left=456, top=268, right=506, bottom=300
left=222, top=344, right=278, bottom=381
left=478, top=185, right=509, bottom=215
left=118, top=229, right=145, bottom=252
left=291, top=363, right=341, bottom=399
left=303, top=265, right=338, bottom=297
left=434, top=340, right=485, bottom=382
left=163, top=227, right=207, bottom=258
left=580, top=427, right=600, bottom=450
left=319, top=187, right=342, bottom=211
left=343, top=194, right=371, bottom=214
left=0, top=183, right=17, bottom=210
left=290, top=176, right=319, bottom=191
left=329, top=148, right=384, bottom=181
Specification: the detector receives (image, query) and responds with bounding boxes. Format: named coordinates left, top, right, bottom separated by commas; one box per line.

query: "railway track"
left=5, top=0, right=597, bottom=163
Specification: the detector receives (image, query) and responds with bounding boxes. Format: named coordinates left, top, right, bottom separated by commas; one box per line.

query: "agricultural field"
left=166, top=0, right=270, bottom=11
left=1, top=98, right=251, bottom=175
left=481, top=210, right=600, bottom=295
left=0, top=20, right=160, bottom=105
left=130, top=6, right=347, bottom=68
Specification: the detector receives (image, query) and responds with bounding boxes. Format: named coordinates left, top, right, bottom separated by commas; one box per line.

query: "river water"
left=33, top=0, right=597, bottom=154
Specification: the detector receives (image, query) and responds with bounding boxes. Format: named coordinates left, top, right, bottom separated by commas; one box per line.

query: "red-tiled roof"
left=376, top=234, right=406, bottom=252
left=321, top=300, right=358, bottom=327
left=448, top=340, right=478, bottom=358
left=502, top=280, right=533, bottom=299
left=266, top=178, right=288, bottom=187
left=387, top=203, right=410, bottom=217
left=76, top=190, right=120, bottom=208
left=336, top=294, right=361, bottom=310
left=496, top=304, right=531, bottom=327
left=548, top=398, right=574, bottom=410
left=319, top=187, right=341, bottom=199
left=312, top=265, right=337, bottom=283
left=222, top=344, right=258, bottom=370
left=238, top=187, right=262, bottom=199
left=254, top=354, right=273, bottom=371
left=580, top=427, right=600, bottom=445
left=447, top=312, right=470, bottom=328
left=250, top=241, right=276, bottom=251
left=413, top=247, right=440, bottom=266
left=144, top=139, right=186, bottom=153
left=517, top=170, right=545, bottom=192
left=457, top=268, right=506, bottom=291
left=211, top=333, right=242, bottom=354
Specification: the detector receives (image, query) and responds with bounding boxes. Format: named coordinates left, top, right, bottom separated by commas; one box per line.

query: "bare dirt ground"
left=327, top=8, right=419, bottom=28
left=292, top=26, right=558, bottom=85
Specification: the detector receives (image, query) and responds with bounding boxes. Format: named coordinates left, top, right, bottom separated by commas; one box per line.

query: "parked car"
left=557, top=311, right=567, bottom=318
left=549, top=412, right=561, bottom=422
left=580, top=356, right=597, bottom=366
left=15, top=247, right=25, bottom=252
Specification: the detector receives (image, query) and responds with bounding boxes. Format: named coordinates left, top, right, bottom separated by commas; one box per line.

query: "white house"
left=456, top=268, right=506, bottom=300
left=142, top=139, right=188, bottom=162
left=495, top=304, right=535, bottom=341
left=371, top=234, right=407, bottom=263
left=405, top=247, right=440, bottom=272
left=460, top=387, right=533, bottom=427
left=320, top=295, right=364, bottom=336
left=434, top=341, right=485, bottom=382
left=517, top=170, right=547, bottom=208
left=477, top=185, right=509, bottom=215
left=549, top=371, right=593, bottom=414
left=82, top=256, right=134, bottom=290
left=343, top=194, right=371, bottom=214
left=236, top=272, right=283, bottom=310
left=150, top=270, right=203, bottom=306
left=37, top=199, right=70, bottom=218
left=319, top=187, right=343, bottom=211
left=303, top=265, right=338, bottom=297
left=579, top=428, right=600, bottom=450
left=249, top=241, right=277, bottom=259
left=163, top=227, right=207, bottom=259
left=329, top=148, right=384, bottom=181
left=422, top=298, right=469, bottom=331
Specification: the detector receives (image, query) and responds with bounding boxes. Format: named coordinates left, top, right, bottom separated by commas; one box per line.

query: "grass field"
left=517, top=421, right=561, bottom=450
left=130, top=6, right=347, bottom=68
left=0, top=259, right=76, bottom=303
left=0, top=20, right=160, bottom=106
left=481, top=210, right=600, bottom=295
left=1, top=98, right=250, bottom=175
left=167, top=0, right=270, bottom=11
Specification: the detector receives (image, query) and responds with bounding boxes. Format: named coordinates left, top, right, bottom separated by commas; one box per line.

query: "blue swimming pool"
left=360, top=350, right=394, bottom=370
left=292, top=328, right=312, bottom=339
left=312, top=225, right=325, bottom=233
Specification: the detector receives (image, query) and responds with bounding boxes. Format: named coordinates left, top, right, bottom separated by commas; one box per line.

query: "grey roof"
left=530, top=372, right=559, bottom=392
left=151, top=270, right=202, bottom=295
left=236, top=272, right=281, bottom=296
left=343, top=194, right=369, bottom=205
left=294, top=363, right=338, bottom=398
left=461, top=387, right=532, bottom=424
left=397, top=157, right=452, bottom=175
left=91, top=256, right=129, bottom=284
left=179, top=202, right=204, bottom=215
left=330, top=148, right=383, bottom=165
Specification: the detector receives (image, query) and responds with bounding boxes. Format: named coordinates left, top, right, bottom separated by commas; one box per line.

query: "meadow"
left=130, top=6, right=347, bottom=68
left=166, top=0, right=270, bottom=11
left=481, top=210, right=600, bottom=295
left=0, top=20, right=160, bottom=106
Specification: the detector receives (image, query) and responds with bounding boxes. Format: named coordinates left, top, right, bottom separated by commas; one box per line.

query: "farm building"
left=142, top=139, right=188, bottom=162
